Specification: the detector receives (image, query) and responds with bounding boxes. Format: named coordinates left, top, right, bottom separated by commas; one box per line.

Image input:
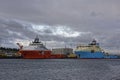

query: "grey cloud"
left=0, top=0, right=120, bottom=54
left=0, top=0, right=119, bottom=25
left=0, top=18, right=93, bottom=48
left=0, top=17, right=120, bottom=54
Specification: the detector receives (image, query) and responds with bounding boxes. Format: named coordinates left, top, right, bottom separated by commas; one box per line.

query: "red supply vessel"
left=17, top=36, right=65, bottom=59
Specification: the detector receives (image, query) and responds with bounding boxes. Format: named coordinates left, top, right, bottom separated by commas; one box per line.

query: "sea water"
left=0, top=59, right=120, bottom=80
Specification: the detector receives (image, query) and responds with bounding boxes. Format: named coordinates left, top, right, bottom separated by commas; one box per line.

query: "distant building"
left=52, top=48, right=73, bottom=55
left=0, top=47, right=18, bottom=55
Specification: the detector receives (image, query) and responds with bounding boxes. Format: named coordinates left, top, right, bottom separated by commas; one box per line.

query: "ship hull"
left=74, top=51, right=118, bottom=59
left=19, top=50, right=51, bottom=59
left=18, top=50, right=66, bottom=59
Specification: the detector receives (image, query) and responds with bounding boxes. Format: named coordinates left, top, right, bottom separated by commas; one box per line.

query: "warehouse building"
left=52, top=48, right=73, bottom=55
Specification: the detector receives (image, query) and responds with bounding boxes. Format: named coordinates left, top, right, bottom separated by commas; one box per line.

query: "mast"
left=33, top=35, right=40, bottom=43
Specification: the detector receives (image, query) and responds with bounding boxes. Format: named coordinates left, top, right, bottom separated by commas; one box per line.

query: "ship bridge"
left=23, top=36, right=48, bottom=50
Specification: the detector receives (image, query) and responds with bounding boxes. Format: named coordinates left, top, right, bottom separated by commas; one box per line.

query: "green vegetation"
left=0, top=47, right=19, bottom=58
left=0, top=47, right=19, bottom=52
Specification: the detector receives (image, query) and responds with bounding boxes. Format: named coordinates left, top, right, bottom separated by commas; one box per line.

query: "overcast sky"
left=0, top=0, right=120, bottom=54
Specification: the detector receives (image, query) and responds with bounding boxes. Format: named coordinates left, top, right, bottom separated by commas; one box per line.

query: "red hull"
left=19, top=50, right=51, bottom=59
left=18, top=50, right=65, bottom=59
left=50, top=54, right=66, bottom=59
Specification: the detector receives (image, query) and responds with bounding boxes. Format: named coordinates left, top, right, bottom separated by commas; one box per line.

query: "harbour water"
left=0, top=59, right=120, bottom=80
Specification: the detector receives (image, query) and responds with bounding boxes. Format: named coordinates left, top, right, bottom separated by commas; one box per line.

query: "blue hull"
left=74, top=51, right=118, bottom=59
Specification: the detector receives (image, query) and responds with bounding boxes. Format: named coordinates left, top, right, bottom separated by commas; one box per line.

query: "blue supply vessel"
left=74, top=39, right=118, bottom=59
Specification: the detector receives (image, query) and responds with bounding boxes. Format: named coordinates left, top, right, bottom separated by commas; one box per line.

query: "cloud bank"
left=0, top=0, right=120, bottom=54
